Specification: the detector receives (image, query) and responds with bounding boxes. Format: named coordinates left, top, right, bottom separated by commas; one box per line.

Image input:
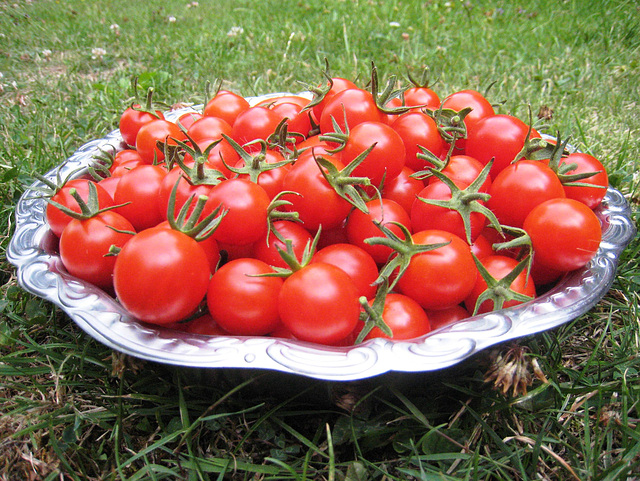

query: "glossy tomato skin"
left=465, top=114, right=541, bottom=176
left=157, top=163, right=215, bottom=221
left=311, top=77, right=358, bottom=121
left=319, top=88, right=386, bottom=134
left=411, top=179, right=487, bottom=243
left=363, top=293, right=431, bottom=341
left=340, top=121, right=406, bottom=187
left=346, top=198, right=412, bottom=264
left=113, top=227, right=211, bottom=325
left=135, top=118, right=186, bottom=164
left=252, top=220, right=313, bottom=270
left=186, top=116, right=232, bottom=144
left=205, top=178, right=270, bottom=246
left=282, top=155, right=353, bottom=231
left=278, top=263, right=360, bottom=345
left=395, top=230, right=477, bottom=310
left=114, top=164, right=167, bottom=231
left=203, top=90, right=250, bottom=126
left=425, top=304, right=470, bottom=330
left=311, top=243, right=379, bottom=299
left=464, top=255, right=536, bottom=315
left=560, top=152, right=609, bottom=209
left=429, top=155, right=492, bottom=193
left=523, top=198, right=602, bottom=273
left=119, top=105, right=164, bottom=147
left=46, top=179, right=114, bottom=238
left=440, top=89, right=495, bottom=152
left=59, top=210, right=135, bottom=290
left=207, top=258, right=283, bottom=336
left=231, top=106, right=283, bottom=151
left=487, top=160, right=566, bottom=228
left=392, top=111, right=445, bottom=171
left=404, top=86, right=440, bottom=110
left=382, top=166, right=425, bottom=214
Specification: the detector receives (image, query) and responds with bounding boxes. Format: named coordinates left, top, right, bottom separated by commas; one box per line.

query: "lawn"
left=1, top=0, right=639, bottom=479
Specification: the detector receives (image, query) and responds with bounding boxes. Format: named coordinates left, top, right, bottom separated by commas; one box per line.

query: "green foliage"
left=1, top=0, right=639, bottom=479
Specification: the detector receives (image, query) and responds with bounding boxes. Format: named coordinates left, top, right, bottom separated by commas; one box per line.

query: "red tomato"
left=311, top=77, right=358, bottom=121
left=362, top=293, right=431, bottom=341
left=186, top=116, right=232, bottom=144
left=339, top=121, right=406, bottom=187
left=382, top=166, right=425, bottom=214
left=465, top=114, right=541, bottom=176
left=155, top=220, right=220, bottom=275
left=487, top=160, right=566, bottom=228
left=311, top=243, right=379, bottom=299
left=464, top=255, right=536, bottom=314
left=392, top=111, right=445, bottom=171
left=231, top=106, right=283, bottom=151
left=176, top=111, right=203, bottom=131
left=346, top=198, right=412, bottom=264
left=183, top=313, right=230, bottom=336
left=281, top=154, right=353, bottom=231
left=404, top=86, right=440, bottom=110
left=135, top=118, right=186, bottom=164
left=425, top=304, right=470, bottom=330
left=207, top=258, right=283, bottom=336
left=157, top=163, right=215, bottom=222
left=319, top=88, right=386, bottom=134
left=411, top=178, right=488, bottom=243
left=113, top=164, right=167, bottom=231
left=252, top=220, right=313, bottom=269
left=559, top=152, right=609, bottom=209
left=113, top=227, right=210, bottom=325
left=119, top=104, right=164, bottom=147
left=183, top=137, right=239, bottom=179
left=203, top=90, right=250, bottom=126
left=523, top=198, right=602, bottom=273
left=270, top=101, right=313, bottom=141
left=395, top=230, right=477, bottom=310
left=470, top=234, right=494, bottom=260
left=440, top=89, right=495, bottom=152
left=428, top=155, right=492, bottom=193
left=109, top=149, right=144, bottom=177
left=59, top=210, right=134, bottom=290
left=46, top=179, right=114, bottom=238
left=234, top=148, right=291, bottom=200
left=204, top=178, right=270, bottom=246
left=278, top=263, right=360, bottom=345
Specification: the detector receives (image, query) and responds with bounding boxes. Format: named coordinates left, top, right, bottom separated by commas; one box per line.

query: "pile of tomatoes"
left=44, top=65, right=608, bottom=346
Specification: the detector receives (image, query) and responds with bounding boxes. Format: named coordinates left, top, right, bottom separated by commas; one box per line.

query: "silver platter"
left=7, top=95, right=637, bottom=381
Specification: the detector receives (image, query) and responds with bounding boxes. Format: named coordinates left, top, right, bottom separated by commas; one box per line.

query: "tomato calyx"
left=299, top=58, right=337, bottom=113
left=355, top=278, right=394, bottom=344
left=262, top=228, right=322, bottom=277
left=166, top=180, right=226, bottom=241
left=313, top=149, right=376, bottom=214
left=544, top=132, right=607, bottom=189
left=266, top=118, right=305, bottom=156
left=169, top=138, right=228, bottom=186
left=366, top=221, right=450, bottom=289
left=369, top=62, right=411, bottom=115
left=416, top=161, right=502, bottom=244
left=425, top=104, right=472, bottom=145
left=126, top=78, right=167, bottom=119
left=47, top=181, right=128, bottom=221
left=469, top=254, right=534, bottom=315
left=512, top=107, right=553, bottom=163
left=266, top=191, right=302, bottom=240
left=405, top=66, right=439, bottom=93
left=222, top=134, right=294, bottom=183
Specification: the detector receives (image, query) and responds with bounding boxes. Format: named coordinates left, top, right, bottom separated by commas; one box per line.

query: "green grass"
left=1, top=0, right=639, bottom=479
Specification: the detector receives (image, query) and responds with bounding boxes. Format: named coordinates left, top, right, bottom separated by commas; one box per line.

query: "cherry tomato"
left=404, top=86, right=440, bottom=110
left=428, top=155, right=492, bottom=193
left=311, top=77, right=358, bottom=121
left=425, top=304, right=470, bottom=330
left=282, top=154, right=353, bottom=231
left=135, top=118, right=186, bottom=164
left=119, top=105, right=164, bottom=147
left=559, top=152, right=609, bottom=209
left=113, top=164, right=167, bottom=231
left=59, top=210, right=134, bottom=290
left=440, top=89, right=495, bottom=152
left=346, top=198, right=412, bottom=264
left=311, top=243, right=379, bottom=299
left=465, top=114, right=541, bottom=176
left=362, top=293, right=431, bottom=341
left=231, top=106, right=283, bottom=151
left=395, top=230, right=477, bottom=310
left=339, top=121, right=406, bottom=187
left=382, top=166, right=425, bottom=214
left=523, top=198, right=602, bottom=272
left=204, top=178, right=270, bottom=246
left=113, top=227, right=210, bottom=325
left=203, top=90, right=250, bottom=126
left=186, top=116, right=233, bottom=144
left=207, top=258, right=283, bottom=336
left=392, top=111, right=445, bottom=171
left=464, top=255, right=536, bottom=314
left=252, top=220, right=313, bottom=270
left=278, top=262, right=360, bottom=345
left=488, top=160, right=566, bottom=228
left=46, top=179, right=114, bottom=238
left=319, top=88, right=386, bottom=134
